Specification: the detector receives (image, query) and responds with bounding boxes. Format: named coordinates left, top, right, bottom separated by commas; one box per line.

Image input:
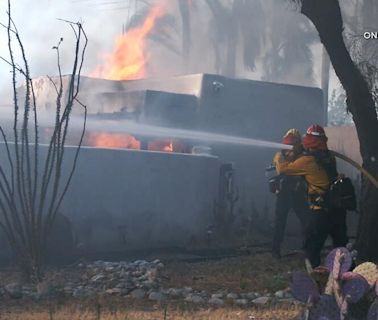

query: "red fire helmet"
left=282, top=128, right=301, bottom=146
left=303, top=124, right=328, bottom=150
left=306, top=124, right=326, bottom=137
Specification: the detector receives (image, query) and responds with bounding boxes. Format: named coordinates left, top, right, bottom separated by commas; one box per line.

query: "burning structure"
left=8, top=72, right=325, bottom=257
left=0, top=2, right=330, bottom=255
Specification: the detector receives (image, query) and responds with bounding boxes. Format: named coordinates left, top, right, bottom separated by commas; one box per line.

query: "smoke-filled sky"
left=0, top=0, right=367, bottom=107
left=0, top=0, right=136, bottom=100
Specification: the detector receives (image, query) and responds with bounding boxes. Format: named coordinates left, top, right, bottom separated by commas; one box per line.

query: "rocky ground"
left=0, top=252, right=306, bottom=319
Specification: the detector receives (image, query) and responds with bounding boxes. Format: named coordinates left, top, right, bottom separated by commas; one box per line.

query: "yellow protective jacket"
left=273, top=152, right=330, bottom=197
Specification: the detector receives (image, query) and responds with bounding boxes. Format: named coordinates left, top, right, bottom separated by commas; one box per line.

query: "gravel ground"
left=0, top=252, right=306, bottom=319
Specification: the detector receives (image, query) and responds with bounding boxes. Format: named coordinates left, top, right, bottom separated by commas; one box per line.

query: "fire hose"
left=330, top=150, right=378, bottom=189
left=266, top=150, right=378, bottom=189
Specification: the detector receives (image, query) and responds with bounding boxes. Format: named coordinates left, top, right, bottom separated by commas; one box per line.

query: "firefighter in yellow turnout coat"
left=274, top=125, right=348, bottom=267
left=271, top=129, right=309, bottom=258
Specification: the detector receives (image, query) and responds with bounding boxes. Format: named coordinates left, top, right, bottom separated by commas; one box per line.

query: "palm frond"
left=237, top=0, right=266, bottom=70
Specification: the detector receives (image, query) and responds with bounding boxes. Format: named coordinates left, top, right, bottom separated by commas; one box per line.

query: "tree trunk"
left=321, top=46, right=330, bottom=125
left=300, top=0, right=378, bottom=260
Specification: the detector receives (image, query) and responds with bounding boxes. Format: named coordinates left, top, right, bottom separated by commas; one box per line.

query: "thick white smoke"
left=0, top=0, right=363, bottom=110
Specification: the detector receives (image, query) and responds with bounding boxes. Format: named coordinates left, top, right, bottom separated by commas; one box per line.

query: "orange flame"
left=147, top=139, right=189, bottom=153
left=164, top=141, right=174, bottom=152
left=90, top=5, right=165, bottom=80
left=87, top=132, right=141, bottom=150
left=86, top=133, right=189, bottom=153
left=148, top=139, right=173, bottom=152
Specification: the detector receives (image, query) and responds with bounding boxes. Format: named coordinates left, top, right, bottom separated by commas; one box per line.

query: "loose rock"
left=252, top=296, right=270, bottom=305
left=185, top=294, right=205, bottom=304
left=182, top=287, right=193, bottom=294
left=36, top=282, right=53, bottom=297
left=106, top=288, right=123, bottom=295
left=168, top=288, right=184, bottom=298
left=148, top=291, right=166, bottom=302
left=245, top=292, right=259, bottom=300
left=130, top=288, right=146, bottom=299
left=5, top=283, right=22, bottom=299
left=226, top=292, right=239, bottom=300
left=274, top=290, right=285, bottom=299
left=211, top=292, right=224, bottom=299
left=208, top=297, right=225, bottom=306
left=235, top=298, right=249, bottom=306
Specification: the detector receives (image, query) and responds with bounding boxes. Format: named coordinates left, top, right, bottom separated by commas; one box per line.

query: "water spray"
left=90, top=120, right=377, bottom=187
left=1, top=114, right=377, bottom=187
left=87, top=119, right=292, bottom=150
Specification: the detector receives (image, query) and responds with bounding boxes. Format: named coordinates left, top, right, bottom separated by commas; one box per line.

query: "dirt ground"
left=161, top=252, right=305, bottom=293
left=0, top=305, right=302, bottom=320
left=0, top=252, right=306, bottom=320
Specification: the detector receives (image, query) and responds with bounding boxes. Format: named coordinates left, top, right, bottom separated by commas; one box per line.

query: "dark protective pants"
left=303, top=208, right=348, bottom=267
left=272, top=188, right=310, bottom=254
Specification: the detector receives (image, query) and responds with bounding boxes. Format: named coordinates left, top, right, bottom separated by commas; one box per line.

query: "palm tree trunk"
left=224, top=1, right=238, bottom=77
left=178, top=0, right=191, bottom=73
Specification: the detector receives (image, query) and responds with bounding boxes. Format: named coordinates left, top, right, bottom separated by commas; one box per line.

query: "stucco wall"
left=63, top=147, right=221, bottom=251
left=325, top=126, right=361, bottom=180
left=0, top=145, right=222, bottom=255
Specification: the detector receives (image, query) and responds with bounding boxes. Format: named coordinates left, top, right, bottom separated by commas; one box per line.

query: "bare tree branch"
left=0, top=0, right=87, bottom=281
